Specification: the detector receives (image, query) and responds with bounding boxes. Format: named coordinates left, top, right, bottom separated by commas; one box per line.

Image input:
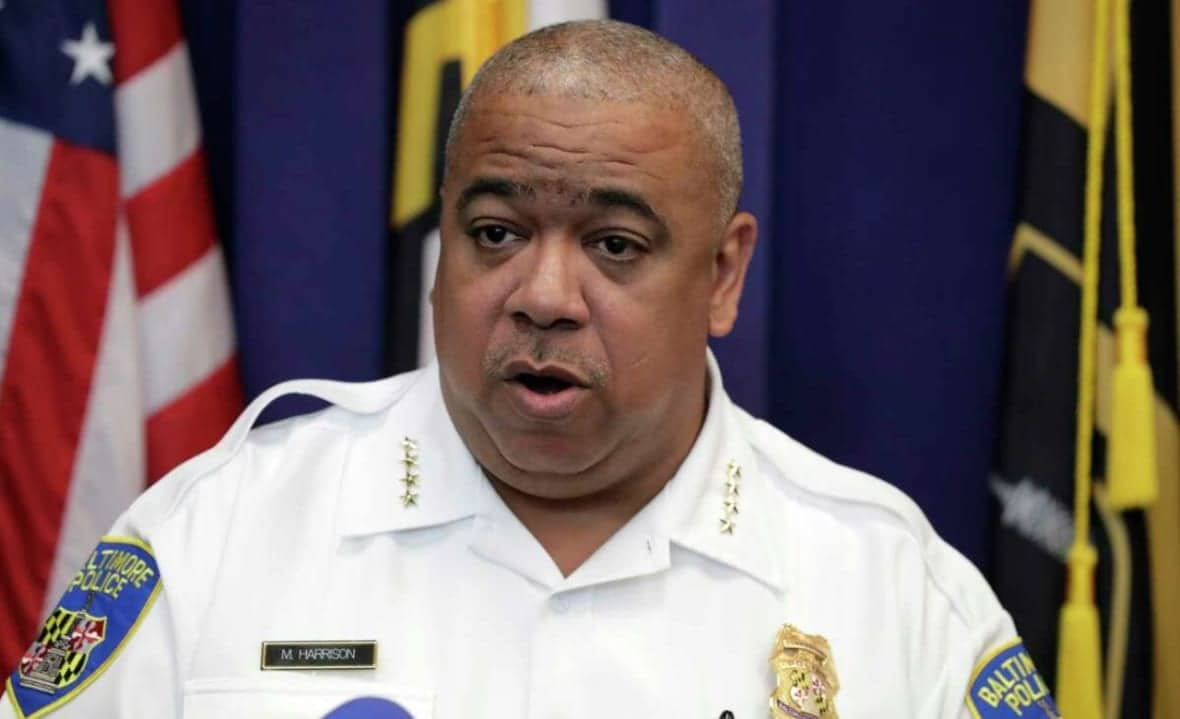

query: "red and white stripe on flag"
left=0, top=0, right=243, bottom=674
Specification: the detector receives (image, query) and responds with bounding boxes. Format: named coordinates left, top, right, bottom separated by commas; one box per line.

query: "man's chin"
left=493, top=433, right=605, bottom=480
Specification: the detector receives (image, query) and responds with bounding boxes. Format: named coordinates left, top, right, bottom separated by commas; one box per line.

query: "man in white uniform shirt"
left=4, top=20, right=1058, bottom=719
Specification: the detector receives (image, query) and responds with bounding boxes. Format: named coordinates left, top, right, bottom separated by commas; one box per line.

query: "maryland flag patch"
left=966, top=640, right=1060, bottom=718
left=6, top=537, right=161, bottom=718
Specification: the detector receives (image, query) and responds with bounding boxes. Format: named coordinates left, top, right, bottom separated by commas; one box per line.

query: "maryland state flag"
left=992, top=0, right=1180, bottom=716
left=387, top=0, right=604, bottom=372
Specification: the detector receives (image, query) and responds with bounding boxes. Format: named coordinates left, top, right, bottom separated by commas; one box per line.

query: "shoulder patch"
left=6, top=536, right=161, bottom=719
left=965, top=639, right=1060, bottom=718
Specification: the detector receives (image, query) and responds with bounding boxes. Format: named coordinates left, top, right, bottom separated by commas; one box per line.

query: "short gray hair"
left=444, top=20, right=743, bottom=223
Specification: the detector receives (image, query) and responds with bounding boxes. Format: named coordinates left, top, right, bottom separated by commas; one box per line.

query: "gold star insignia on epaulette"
left=719, top=459, right=742, bottom=534
left=399, top=436, right=420, bottom=508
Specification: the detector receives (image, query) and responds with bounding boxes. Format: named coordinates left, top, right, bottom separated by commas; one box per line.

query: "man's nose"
left=505, top=237, right=589, bottom=330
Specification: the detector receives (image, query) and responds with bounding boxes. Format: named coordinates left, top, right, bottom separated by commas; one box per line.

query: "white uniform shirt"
left=3, top=358, right=1054, bottom=719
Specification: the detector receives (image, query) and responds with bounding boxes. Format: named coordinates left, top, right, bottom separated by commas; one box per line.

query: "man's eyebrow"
left=588, top=187, right=670, bottom=241
left=455, top=177, right=531, bottom=214
left=588, top=187, right=660, bottom=224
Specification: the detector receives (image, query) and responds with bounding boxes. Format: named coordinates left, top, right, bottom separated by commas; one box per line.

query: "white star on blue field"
left=61, top=21, right=114, bottom=86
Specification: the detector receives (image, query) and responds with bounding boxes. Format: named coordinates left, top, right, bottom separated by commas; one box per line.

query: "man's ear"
left=708, top=211, right=758, bottom=338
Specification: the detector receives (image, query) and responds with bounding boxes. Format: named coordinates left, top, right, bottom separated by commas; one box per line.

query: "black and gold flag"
left=992, top=0, right=1180, bottom=716
left=387, top=0, right=526, bottom=373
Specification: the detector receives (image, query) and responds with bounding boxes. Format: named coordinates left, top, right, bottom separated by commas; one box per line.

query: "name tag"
left=260, top=641, right=377, bottom=670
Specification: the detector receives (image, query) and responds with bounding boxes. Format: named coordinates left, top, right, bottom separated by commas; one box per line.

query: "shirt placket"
left=527, top=588, right=592, bottom=719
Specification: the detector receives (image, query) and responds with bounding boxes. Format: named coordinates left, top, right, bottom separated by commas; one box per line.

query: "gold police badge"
left=768, top=624, right=839, bottom=719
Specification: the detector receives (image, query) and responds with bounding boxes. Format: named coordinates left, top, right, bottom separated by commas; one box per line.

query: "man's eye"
left=602, top=236, right=630, bottom=255
left=471, top=225, right=520, bottom=247
left=590, top=235, right=644, bottom=260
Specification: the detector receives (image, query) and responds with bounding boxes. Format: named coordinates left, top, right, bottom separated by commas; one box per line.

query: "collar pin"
left=719, top=458, right=741, bottom=534
left=400, top=436, right=420, bottom=507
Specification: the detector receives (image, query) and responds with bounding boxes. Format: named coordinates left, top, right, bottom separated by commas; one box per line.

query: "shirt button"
left=551, top=595, right=570, bottom=613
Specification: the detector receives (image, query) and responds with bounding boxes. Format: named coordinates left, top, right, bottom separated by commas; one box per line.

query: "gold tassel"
left=1056, top=544, right=1104, bottom=719
left=1057, top=0, right=1110, bottom=704
left=1106, top=307, right=1158, bottom=509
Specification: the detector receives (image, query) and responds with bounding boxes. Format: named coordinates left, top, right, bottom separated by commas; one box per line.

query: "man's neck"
left=488, top=394, right=708, bottom=576
left=486, top=462, right=674, bottom=577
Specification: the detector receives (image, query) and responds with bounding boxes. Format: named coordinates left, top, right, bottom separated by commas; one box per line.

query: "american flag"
left=0, top=0, right=242, bottom=674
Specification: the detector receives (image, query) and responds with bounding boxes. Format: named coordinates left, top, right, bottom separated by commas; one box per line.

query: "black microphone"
left=322, top=697, right=416, bottom=719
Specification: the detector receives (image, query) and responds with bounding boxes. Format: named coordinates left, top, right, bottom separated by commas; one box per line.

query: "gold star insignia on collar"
left=399, top=436, right=420, bottom=508
left=719, top=459, right=741, bottom=534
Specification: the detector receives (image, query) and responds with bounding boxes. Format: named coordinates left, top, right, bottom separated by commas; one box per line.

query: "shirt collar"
left=335, top=354, right=784, bottom=592
left=656, top=351, right=784, bottom=591
left=335, top=365, right=484, bottom=536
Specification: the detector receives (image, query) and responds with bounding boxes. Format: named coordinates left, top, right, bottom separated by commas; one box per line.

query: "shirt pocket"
left=182, top=674, right=433, bottom=718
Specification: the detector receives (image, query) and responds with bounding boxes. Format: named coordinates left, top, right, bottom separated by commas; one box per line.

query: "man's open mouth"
left=512, top=373, right=575, bottom=395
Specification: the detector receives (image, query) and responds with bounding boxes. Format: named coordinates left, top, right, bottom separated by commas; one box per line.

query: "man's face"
left=434, top=93, right=751, bottom=498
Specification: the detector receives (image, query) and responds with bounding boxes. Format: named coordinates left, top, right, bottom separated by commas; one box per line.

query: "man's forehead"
left=451, top=106, right=691, bottom=194
left=468, top=89, right=669, bottom=120
left=444, top=91, right=724, bottom=226
left=459, top=175, right=616, bottom=199
left=462, top=92, right=691, bottom=151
